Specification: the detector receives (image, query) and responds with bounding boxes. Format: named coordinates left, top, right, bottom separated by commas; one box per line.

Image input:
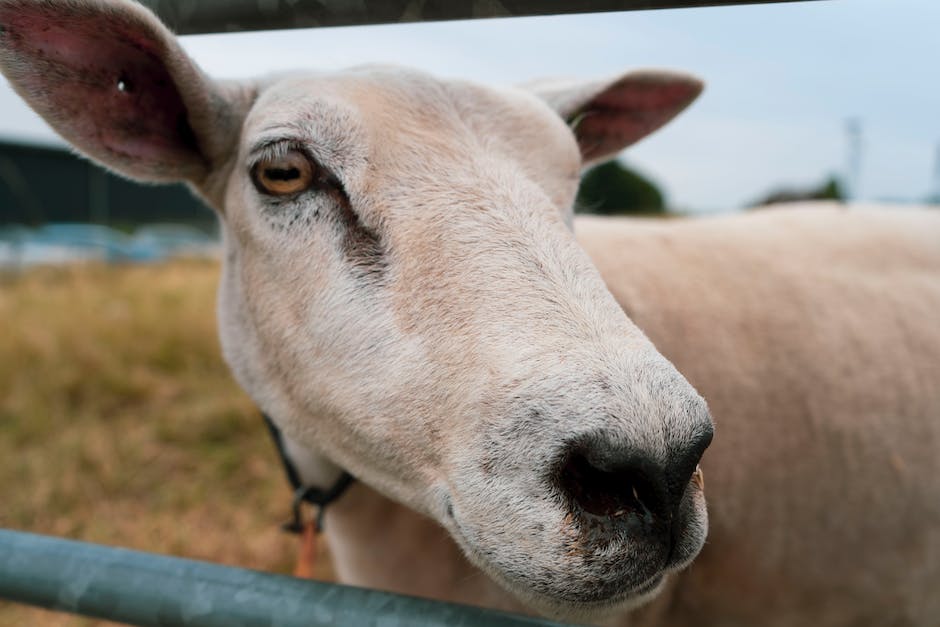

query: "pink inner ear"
left=575, top=77, right=701, bottom=162
left=0, top=5, right=200, bottom=168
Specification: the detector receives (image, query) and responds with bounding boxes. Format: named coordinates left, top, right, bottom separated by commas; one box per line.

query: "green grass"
left=0, top=259, right=332, bottom=626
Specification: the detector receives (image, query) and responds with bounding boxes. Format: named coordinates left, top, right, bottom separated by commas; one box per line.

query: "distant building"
left=0, top=139, right=214, bottom=231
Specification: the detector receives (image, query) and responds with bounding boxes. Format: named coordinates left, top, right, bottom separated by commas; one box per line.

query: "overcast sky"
left=1, top=0, right=938, bottom=212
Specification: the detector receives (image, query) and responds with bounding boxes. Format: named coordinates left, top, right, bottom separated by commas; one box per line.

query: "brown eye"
left=252, top=151, right=314, bottom=196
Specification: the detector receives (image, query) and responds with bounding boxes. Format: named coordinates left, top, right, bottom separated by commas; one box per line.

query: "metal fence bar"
left=0, top=529, right=566, bottom=627
left=139, top=0, right=827, bottom=35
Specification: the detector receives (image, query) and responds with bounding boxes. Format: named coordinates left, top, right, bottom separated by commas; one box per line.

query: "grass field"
left=0, top=259, right=333, bottom=626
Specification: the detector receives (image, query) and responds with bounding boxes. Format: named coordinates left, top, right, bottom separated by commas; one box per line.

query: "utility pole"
left=931, top=142, right=940, bottom=204
left=844, top=118, right=863, bottom=202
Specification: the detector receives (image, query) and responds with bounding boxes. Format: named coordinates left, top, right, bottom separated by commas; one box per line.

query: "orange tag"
left=293, top=519, right=319, bottom=579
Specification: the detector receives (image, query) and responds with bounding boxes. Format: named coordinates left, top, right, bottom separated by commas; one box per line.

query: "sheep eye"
left=252, top=151, right=314, bottom=196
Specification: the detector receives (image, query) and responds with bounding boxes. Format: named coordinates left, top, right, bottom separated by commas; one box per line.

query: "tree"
left=749, top=175, right=845, bottom=208
left=576, top=161, right=666, bottom=215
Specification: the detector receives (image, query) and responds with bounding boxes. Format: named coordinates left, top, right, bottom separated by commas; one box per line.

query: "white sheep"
left=1, top=1, right=938, bottom=625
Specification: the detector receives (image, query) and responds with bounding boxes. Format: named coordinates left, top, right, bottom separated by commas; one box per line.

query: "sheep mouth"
left=444, top=504, right=690, bottom=618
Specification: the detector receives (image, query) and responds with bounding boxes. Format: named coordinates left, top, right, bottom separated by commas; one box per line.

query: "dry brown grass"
left=0, top=259, right=332, bottom=626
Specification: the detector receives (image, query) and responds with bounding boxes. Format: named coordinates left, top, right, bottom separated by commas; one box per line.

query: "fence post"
left=0, top=529, right=567, bottom=627
left=140, top=0, right=826, bottom=34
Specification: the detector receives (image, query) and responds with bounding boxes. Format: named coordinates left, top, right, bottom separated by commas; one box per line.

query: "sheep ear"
left=0, top=0, right=244, bottom=184
left=528, top=70, right=703, bottom=166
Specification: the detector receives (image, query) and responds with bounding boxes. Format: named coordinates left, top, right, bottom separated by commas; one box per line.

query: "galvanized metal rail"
left=0, top=529, right=566, bottom=626
left=140, top=0, right=826, bottom=35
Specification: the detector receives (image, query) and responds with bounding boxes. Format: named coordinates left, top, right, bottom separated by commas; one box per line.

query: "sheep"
left=1, top=1, right=938, bottom=625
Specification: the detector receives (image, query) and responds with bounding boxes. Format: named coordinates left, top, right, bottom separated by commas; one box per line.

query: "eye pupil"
left=252, top=149, right=318, bottom=196
left=265, top=167, right=300, bottom=181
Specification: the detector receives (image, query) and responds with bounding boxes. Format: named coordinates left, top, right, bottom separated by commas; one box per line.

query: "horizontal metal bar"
left=0, top=529, right=564, bottom=627
left=138, top=0, right=827, bottom=35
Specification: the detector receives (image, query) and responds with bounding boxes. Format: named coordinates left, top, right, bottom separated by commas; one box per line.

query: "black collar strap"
left=262, top=413, right=355, bottom=534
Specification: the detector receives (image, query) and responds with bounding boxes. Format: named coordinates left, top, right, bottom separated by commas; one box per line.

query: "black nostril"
left=669, top=425, right=713, bottom=494
left=557, top=449, right=661, bottom=519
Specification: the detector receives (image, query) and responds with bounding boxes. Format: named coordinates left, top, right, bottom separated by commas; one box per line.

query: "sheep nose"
left=555, top=427, right=712, bottom=527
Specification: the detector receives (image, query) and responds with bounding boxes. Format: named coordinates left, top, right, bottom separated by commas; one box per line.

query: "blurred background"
left=1, top=0, right=938, bottom=623
left=2, top=0, right=939, bottom=256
